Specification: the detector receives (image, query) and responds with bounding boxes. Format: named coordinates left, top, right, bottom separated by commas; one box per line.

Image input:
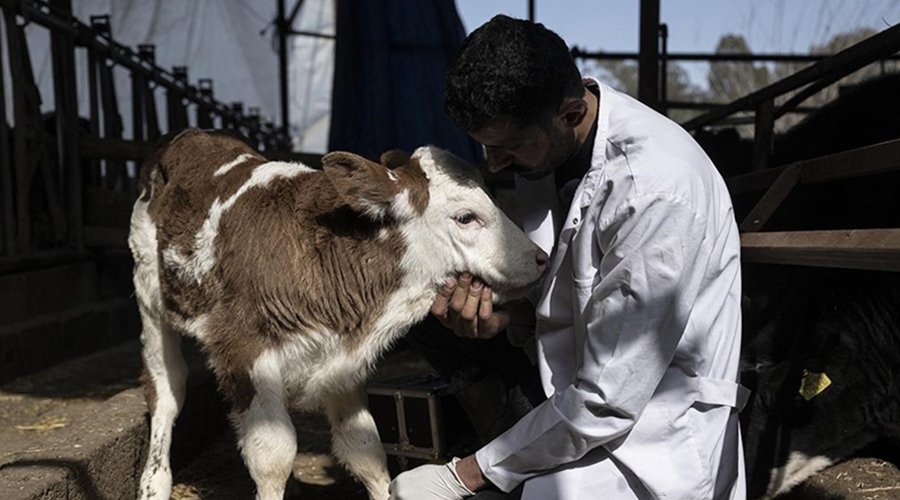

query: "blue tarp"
left=328, top=0, right=483, bottom=163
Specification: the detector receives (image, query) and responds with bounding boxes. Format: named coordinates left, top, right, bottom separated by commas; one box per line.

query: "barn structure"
left=0, top=0, right=898, bottom=499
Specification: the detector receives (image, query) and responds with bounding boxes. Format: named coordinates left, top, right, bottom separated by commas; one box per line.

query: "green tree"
left=708, top=34, right=771, bottom=103
left=578, top=58, right=707, bottom=122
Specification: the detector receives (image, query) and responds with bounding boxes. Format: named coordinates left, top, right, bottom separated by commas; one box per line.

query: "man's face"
left=470, top=115, right=576, bottom=180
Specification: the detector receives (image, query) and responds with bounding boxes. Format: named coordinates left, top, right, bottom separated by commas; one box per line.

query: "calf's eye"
left=454, top=212, right=478, bottom=225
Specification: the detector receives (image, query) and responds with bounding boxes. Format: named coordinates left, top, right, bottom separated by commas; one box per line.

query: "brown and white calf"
left=128, top=129, right=547, bottom=500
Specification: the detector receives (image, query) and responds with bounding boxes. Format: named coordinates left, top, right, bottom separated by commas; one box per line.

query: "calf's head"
left=323, top=146, right=547, bottom=303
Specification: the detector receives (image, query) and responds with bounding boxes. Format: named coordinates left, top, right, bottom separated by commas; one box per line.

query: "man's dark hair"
left=445, top=15, right=584, bottom=132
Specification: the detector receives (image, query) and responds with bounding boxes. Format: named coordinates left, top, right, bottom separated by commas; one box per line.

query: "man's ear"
left=379, top=149, right=411, bottom=169
left=558, top=96, right=588, bottom=128
left=322, top=151, right=400, bottom=219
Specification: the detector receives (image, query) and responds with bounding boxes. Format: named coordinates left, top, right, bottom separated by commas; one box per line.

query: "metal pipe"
left=638, top=0, right=660, bottom=110
left=572, top=48, right=900, bottom=63
left=278, top=0, right=290, bottom=134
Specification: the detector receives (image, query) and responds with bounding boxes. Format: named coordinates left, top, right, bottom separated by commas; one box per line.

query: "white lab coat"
left=475, top=80, right=748, bottom=499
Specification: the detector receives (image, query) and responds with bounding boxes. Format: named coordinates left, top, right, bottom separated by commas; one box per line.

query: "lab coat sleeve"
left=475, top=193, right=708, bottom=492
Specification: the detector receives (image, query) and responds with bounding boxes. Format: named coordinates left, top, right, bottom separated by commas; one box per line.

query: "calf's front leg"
left=325, top=387, right=391, bottom=500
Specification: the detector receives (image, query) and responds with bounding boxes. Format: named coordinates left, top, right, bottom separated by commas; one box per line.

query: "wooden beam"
left=741, top=229, right=900, bottom=272
left=726, top=139, right=900, bottom=196
left=739, top=165, right=801, bottom=232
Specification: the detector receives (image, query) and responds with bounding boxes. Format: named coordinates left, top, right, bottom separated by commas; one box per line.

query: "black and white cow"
left=739, top=265, right=900, bottom=498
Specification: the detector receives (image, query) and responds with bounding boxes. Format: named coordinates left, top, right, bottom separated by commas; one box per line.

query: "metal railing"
left=0, top=0, right=292, bottom=263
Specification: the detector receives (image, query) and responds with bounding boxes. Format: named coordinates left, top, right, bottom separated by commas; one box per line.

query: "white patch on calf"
left=767, top=452, right=834, bottom=498
left=398, top=146, right=543, bottom=304
left=390, top=189, right=417, bottom=220
left=214, top=153, right=257, bottom=177
left=165, top=161, right=314, bottom=283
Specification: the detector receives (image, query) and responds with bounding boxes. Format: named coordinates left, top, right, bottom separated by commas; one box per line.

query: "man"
left=390, top=15, right=747, bottom=500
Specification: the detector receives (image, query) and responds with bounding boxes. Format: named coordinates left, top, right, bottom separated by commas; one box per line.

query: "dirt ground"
left=171, top=412, right=900, bottom=500
left=779, top=455, right=900, bottom=500
left=171, top=412, right=368, bottom=500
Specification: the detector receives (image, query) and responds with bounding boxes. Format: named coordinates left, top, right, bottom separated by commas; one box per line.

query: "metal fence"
left=0, top=0, right=292, bottom=265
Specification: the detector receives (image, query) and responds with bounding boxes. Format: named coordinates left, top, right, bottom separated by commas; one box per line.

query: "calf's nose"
left=536, top=249, right=549, bottom=273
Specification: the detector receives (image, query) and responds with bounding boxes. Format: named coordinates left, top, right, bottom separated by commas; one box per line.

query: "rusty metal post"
left=50, top=0, right=81, bottom=248
left=638, top=0, right=660, bottom=111
left=93, top=15, right=126, bottom=190
left=138, top=44, right=161, bottom=140
left=86, top=41, right=102, bottom=186
left=277, top=0, right=289, bottom=134
left=658, top=23, right=668, bottom=116
left=230, top=101, right=244, bottom=132
left=131, top=56, right=145, bottom=142
left=752, top=99, right=775, bottom=172
left=196, top=78, right=214, bottom=129
left=5, top=8, right=35, bottom=254
left=167, top=66, right=189, bottom=131
left=0, top=7, right=14, bottom=256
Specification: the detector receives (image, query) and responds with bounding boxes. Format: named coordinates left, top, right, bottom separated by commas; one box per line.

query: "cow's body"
left=129, top=129, right=545, bottom=499
left=740, top=266, right=900, bottom=498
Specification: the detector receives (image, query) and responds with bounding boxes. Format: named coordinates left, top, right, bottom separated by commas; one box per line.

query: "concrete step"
left=0, top=339, right=226, bottom=500
left=0, top=252, right=141, bottom=383
left=0, top=260, right=101, bottom=327
left=0, top=298, right=140, bottom=383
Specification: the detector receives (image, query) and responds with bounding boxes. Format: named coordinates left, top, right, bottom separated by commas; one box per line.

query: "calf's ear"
left=322, top=151, right=400, bottom=219
left=379, top=149, right=411, bottom=169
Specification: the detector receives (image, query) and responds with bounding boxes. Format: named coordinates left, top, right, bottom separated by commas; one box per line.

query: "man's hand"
left=431, top=273, right=534, bottom=339
left=389, top=456, right=482, bottom=500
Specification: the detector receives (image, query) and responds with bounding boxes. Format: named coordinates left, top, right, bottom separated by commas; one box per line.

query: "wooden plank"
left=799, top=139, right=900, bottom=184
left=726, top=139, right=900, bottom=196
left=741, top=229, right=900, bottom=272
left=739, top=165, right=801, bottom=232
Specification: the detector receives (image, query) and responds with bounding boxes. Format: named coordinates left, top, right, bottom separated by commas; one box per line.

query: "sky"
left=455, top=0, right=900, bottom=89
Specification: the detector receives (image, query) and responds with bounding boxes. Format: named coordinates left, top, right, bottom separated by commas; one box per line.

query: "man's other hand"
left=432, top=273, right=533, bottom=339
left=389, top=457, right=477, bottom=500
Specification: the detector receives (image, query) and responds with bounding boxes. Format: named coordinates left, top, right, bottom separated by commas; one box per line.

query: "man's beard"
left=515, top=129, right=577, bottom=180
